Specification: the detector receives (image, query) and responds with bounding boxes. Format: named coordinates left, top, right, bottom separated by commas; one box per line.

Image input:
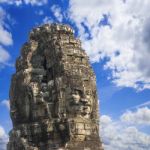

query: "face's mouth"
left=81, top=98, right=87, bottom=102
left=82, top=106, right=91, bottom=113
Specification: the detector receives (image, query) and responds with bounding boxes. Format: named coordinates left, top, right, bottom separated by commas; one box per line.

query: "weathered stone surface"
left=7, top=23, right=103, bottom=150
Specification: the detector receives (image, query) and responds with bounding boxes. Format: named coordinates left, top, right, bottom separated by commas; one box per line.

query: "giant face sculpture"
left=66, top=87, right=93, bottom=119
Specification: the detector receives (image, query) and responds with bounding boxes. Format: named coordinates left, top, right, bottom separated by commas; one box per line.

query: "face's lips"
left=80, top=98, right=88, bottom=102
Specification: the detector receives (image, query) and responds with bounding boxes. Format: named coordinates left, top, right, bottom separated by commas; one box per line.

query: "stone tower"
left=7, top=24, right=103, bottom=150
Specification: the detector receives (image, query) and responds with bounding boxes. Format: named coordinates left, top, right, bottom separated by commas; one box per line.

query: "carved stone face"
left=31, top=83, right=39, bottom=96
left=68, top=88, right=93, bottom=118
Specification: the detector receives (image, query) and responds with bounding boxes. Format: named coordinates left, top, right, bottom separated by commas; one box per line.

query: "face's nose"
left=81, top=92, right=86, bottom=99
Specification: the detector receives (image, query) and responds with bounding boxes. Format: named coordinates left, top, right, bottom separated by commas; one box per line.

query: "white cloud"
left=1, top=100, right=10, bottom=110
left=0, top=0, right=47, bottom=6
left=0, top=7, right=13, bottom=46
left=0, top=126, right=5, bottom=137
left=100, top=115, right=112, bottom=125
left=121, top=107, right=150, bottom=125
left=42, top=16, right=54, bottom=24
left=100, top=114, right=150, bottom=150
left=0, top=125, right=8, bottom=150
left=68, top=0, right=150, bottom=90
left=0, top=0, right=22, bottom=5
left=0, top=46, right=10, bottom=65
left=24, top=0, right=47, bottom=6
left=51, top=5, right=63, bottom=22
left=0, top=7, right=13, bottom=69
left=0, top=6, right=5, bottom=22
left=0, top=25, right=13, bottom=46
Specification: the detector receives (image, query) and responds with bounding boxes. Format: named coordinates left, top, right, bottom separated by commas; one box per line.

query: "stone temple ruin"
left=7, top=24, right=103, bottom=150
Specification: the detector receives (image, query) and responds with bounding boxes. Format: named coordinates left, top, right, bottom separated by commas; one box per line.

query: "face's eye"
left=72, top=90, right=79, bottom=95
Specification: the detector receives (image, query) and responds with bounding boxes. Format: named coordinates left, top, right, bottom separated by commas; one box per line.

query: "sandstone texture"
left=7, top=24, right=103, bottom=150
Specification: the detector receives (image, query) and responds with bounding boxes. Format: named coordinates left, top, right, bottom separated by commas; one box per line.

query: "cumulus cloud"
left=1, top=100, right=10, bottom=110
left=100, top=113, right=150, bottom=150
left=67, top=0, right=150, bottom=90
left=100, top=115, right=112, bottom=125
left=0, top=46, right=10, bottom=64
left=121, top=107, right=150, bottom=125
left=0, top=7, right=13, bottom=46
left=24, top=0, right=47, bottom=6
left=42, top=4, right=64, bottom=24
left=51, top=5, right=63, bottom=22
left=0, top=0, right=47, bottom=6
left=0, top=125, right=8, bottom=150
left=43, top=16, right=54, bottom=24
left=0, top=7, right=12, bottom=69
left=0, top=0, right=22, bottom=6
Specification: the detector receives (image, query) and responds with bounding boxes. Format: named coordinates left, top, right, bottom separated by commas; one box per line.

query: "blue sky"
left=0, top=0, right=150, bottom=150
